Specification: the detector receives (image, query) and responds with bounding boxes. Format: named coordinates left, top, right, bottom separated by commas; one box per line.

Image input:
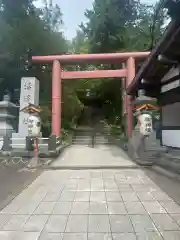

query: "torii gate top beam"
left=61, top=69, right=127, bottom=79
left=32, top=52, right=150, bottom=64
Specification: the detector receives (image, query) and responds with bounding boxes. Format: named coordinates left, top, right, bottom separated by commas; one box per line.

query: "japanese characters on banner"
left=138, top=114, right=153, bottom=136
left=18, top=77, right=39, bottom=136
left=28, top=115, right=41, bottom=137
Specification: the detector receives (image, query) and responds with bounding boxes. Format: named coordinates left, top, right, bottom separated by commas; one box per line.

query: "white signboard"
left=18, top=77, right=39, bottom=136
left=138, top=114, right=153, bottom=136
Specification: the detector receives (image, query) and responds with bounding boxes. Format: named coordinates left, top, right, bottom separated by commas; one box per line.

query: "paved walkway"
left=52, top=145, right=135, bottom=168
left=0, top=146, right=180, bottom=239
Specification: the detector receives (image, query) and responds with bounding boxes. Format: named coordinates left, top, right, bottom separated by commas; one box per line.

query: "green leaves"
left=41, top=0, right=63, bottom=32
left=0, top=0, right=69, bottom=135
left=81, top=0, right=139, bottom=53
left=81, top=0, right=167, bottom=53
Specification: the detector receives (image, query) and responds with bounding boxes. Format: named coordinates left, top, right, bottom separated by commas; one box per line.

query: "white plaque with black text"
left=18, top=77, right=39, bottom=136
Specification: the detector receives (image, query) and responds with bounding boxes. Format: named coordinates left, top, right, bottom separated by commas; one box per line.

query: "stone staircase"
left=95, top=133, right=109, bottom=145
left=72, top=127, right=93, bottom=146
left=72, top=135, right=92, bottom=146
left=72, top=127, right=110, bottom=146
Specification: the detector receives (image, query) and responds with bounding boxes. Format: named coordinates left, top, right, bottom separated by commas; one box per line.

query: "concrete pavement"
left=51, top=145, right=136, bottom=169
left=0, top=145, right=180, bottom=239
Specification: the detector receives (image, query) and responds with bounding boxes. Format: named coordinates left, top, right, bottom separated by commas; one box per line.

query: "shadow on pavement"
left=0, top=164, right=42, bottom=211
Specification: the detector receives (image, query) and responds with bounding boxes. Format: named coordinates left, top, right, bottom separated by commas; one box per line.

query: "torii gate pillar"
left=126, top=57, right=135, bottom=137
left=52, top=60, right=61, bottom=136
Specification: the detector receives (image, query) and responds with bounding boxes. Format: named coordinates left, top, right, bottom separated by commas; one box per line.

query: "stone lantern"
left=133, top=89, right=158, bottom=134
left=128, top=89, right=161, bottom=165
left=0, top=93, right=18, bottom=137
left=20, top=103, right=42, bottom=139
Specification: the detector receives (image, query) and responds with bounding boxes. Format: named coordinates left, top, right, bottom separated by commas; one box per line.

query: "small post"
left=27, top=137, right=39, bottom=168
left=92, top=130, right=95, bottom=148
left=26, top=137, right=33, bottom=151
left=34, top=138, right=39, bottom=165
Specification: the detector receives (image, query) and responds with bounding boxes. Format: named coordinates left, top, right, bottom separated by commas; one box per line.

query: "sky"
left=36, top=0, right=157, bottom=40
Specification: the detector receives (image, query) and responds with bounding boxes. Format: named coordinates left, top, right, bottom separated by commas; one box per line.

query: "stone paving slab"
left=51, top=145, right=135, bottom=168
left=0, top=169, right=180, bottom=239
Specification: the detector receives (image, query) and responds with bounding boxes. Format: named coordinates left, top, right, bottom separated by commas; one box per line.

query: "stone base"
left=128, top=129, right=166, bottom=165
left=135, top=158, right=154, bottom=167
left=12, top=133, right=26, bottom=148
left=0, top=144, right=66, bottom=159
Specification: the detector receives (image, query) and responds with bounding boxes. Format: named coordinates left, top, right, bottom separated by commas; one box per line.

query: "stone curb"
left=109, top=137, right=180, bottom=179
left=43, top=165, right=140, bottom=170
left=151, top=165, right=180, bottom=182
left=127, top=150, right=180, bottom=179
left=127, top=148, right=180, bottom=181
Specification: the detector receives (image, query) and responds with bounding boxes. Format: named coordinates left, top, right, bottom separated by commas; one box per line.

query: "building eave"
left=127, top=19, right=180, bottom=95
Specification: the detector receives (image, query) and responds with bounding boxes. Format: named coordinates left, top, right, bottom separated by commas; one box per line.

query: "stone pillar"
left=48, top=135, right=56, bottom=151
left=18, top=77, right=39, bottom=137
left=126, top=57, right=135, bottom=137
left=52, top=60, right=61, bottom=137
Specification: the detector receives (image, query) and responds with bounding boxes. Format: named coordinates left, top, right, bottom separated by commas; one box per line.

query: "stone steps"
left=72, top=127, right=110, bottom=145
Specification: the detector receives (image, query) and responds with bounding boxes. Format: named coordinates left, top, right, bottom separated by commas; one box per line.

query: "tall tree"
left=71, top=30, right=89, bottom=54
left=0, top=0, right=69, bottom=136
left=81, top=0, right=167, bottom=53
left=77, top=0, right=167, bottom=125
left=123, top=2, right=167, bottom=51
left=42, top=0, right=63, bottom=32
left=0, top=0, right=36, bottom=25
left=80, top=0, right=139, bottom=53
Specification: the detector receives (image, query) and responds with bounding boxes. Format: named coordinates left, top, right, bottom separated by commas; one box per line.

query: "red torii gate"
left=32, top=52, right=149, bottom=138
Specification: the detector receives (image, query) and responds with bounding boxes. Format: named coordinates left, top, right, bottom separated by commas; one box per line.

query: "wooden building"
left=127, top=19, right=180, bottom=148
